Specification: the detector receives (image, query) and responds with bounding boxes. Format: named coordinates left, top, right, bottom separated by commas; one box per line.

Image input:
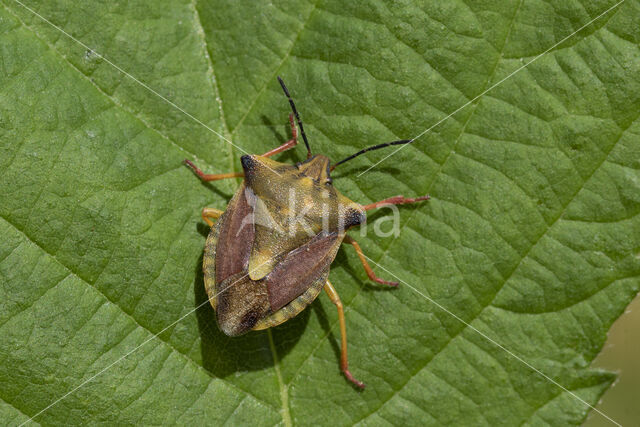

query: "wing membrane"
left=215, top=185, right=255, bottom=284
left=265, top=231, right=341, bottom=311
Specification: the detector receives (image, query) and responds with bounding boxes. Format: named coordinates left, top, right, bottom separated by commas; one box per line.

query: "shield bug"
left=185, top=77, right=429, bottom=388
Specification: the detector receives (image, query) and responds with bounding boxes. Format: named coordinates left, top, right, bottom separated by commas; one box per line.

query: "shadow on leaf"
left=259, top=114, right=302, bottom=164
left=193, top=248, right=309, bottom=378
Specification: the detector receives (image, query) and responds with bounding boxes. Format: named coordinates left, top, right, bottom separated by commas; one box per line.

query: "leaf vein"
left=0, top=214, right=277, bottom=412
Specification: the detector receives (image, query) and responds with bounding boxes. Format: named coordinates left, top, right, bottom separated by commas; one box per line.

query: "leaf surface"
left=1, top=0, right=639, bottom=425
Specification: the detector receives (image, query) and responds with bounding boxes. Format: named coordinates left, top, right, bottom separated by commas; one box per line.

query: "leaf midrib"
left=0, top=6, right=276, bottom=412
left=190, top=0, right=235, bottom=174
left=278, top=2, right=629, bottom=422
left=2, top=2, right=293, bottom=420
left=228, top=0, right=320, bottom=135
left=0, top=10, right=277, bottom=410
left=208, top=3, right=322, bottom=421
left=2, top=1, right=232, bottom=174
left=2, top=1, right=633, bottom=425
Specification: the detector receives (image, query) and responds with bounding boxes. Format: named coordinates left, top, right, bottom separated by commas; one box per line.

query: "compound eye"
left=343, top=208, right=365, bottom=228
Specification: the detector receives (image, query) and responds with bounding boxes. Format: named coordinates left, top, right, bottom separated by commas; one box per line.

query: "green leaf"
left=1, top=0, right=639, bottom=425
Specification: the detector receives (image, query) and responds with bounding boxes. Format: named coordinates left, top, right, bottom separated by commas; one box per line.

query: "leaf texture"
left=0, top=0, right=639, bottom=425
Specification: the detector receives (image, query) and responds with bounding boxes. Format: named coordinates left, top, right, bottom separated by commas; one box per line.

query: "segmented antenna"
left=331, top=139, right=414, bottom=169
left=277, top=76, right=312, bottom=158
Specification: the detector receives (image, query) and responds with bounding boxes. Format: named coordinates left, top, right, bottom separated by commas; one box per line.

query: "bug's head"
left=297, top=154, right=332, bottom=184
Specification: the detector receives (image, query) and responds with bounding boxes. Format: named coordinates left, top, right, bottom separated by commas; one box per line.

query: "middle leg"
left=343, top=236, right=398, bottom=287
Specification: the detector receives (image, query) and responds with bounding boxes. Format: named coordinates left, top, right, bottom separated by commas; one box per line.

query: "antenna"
left=331, top=139, right=414, bottom=169
left=277, top=76, right=312, bottom=158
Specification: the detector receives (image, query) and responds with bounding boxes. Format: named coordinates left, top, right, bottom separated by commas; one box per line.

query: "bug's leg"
left=201, top=207, right=224, bottom=227
left=361, top=194, right=430, bottom=211
left=343, top=236, right=398, bottom=287
left=261, top=113, right=298, bottom=157
left=184, top=160, right=244, bottom=181
left=324, top=280, right=365, bottom=389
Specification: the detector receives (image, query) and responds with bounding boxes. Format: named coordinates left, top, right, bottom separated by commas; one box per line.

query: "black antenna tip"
left=277, top=76, right=290, bottom=96
left=332, top=139, right=415, bottom=168
left=277, top=76, right=312, bottom=156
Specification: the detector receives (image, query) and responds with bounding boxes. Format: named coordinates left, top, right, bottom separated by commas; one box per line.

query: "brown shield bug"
left=185, top=77, right=429, bottom=388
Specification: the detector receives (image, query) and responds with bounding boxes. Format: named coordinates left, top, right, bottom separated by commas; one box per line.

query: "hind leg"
left=324, top=280, right=365, bottom=389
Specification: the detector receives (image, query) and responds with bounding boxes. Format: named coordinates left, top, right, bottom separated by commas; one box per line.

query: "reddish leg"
left=361, top=194, right=430, bottom=211
left=261, top=113, right=298, bottom=157
left=186, top=114, right=297, bottom=180
left=184, top=159, right=244, bottom=181
left=324, top=280, right=365, bottom=389
left=343, top=236, right=398, bottom=287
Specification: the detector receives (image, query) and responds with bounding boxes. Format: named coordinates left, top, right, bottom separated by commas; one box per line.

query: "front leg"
left=260, top=113, right=299, bottom=157
left=184, top=160, right=243, bottom=181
